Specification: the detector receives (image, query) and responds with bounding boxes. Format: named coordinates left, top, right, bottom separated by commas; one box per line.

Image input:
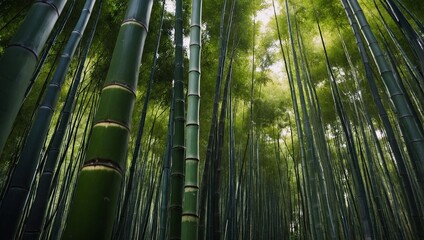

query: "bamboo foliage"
left=0, top=0, right=423, bottom=239
left=62, top=0, right=154, bottom=238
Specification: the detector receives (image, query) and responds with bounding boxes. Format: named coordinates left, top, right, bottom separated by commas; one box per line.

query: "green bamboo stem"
left=287, top=2, right=329, bottom=238
left=227, top=69, right=236, bottom=240
left=383, top=0, right=424, bottom=75
left=317, top=17, right=375, bottom=239
left=169, top=0, right=185, bottom=238
left=181, top=0, right=202, bottom=238
left=48, top=85, right=98, bottom=239
left=297, top=19, right=341, bottom=239
left=0, top=1, right=95, bottom=238
left=247, top=11, right=256, bottom=240
left=62, top=0, right=154, bottom=238
left=198, top=0, right=229, bottom=236
left=115, top=1, right=166, bottom=237
left=341, top=1, right=424, bottom=236
left=211, top=1, right=236, bottom=238
left=213, top=47, right=234, bottom=240
left=0, top=0, right=68, bottom=154
left=273, top=0, right=313, bottom=237
left=24, top=0, right=77, bottom=99
left=159, top=87, right=174, bottom=240
left=22, top=3, right=101, bottom=238
left=373, top=2, right=424, bottom=107
left=346, top=0, right=424, bottom=188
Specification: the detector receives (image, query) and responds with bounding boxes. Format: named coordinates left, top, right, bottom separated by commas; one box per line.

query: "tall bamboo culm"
left=169, top=0, right=186, bottom=239
left=0, top=0, right=96, bottom=238
left=62, top=0, right=154, bottom=238
left=346, top=0, right=424, bottom=188
left=0, top=0, right=68, bottom=154
left=181, top=0, right=202, bottom=238
left=22, top=3, right=102, bottom=238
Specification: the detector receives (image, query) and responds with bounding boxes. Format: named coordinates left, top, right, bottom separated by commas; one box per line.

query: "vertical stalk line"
left=340, top=0, right=423, bottom=235
left=2, top=33, right=65, bottom=201
left=272, top=0, right=312, bottom=238
left=377, top=22, right=424, bottom=124
left=247, top=4, right=256, bottom=240
left=339, top=25, right=409, bottom=238
left=212, top=1, right=236, bottom=239
left=291, top=16, right=337, bottom=239
left=62, top=0, right=154, bottom=238
left=159, top=84, right=175, bottom=240
left=47, top=80, right=100, bottom=239
left=297, top=19, right=343, bottom=239
left=197, top=0, right=231, bottom=237
left=0, top=0, right=68, bottom=154
left=169, top=0, right=185, bottom=238
left=227, top=63, right=236, bottom=240
left=22, top=2, right=102, bottom=238
left=115, top=0, right=166, bottom=238
left=133, top=116, right=159, bottom=239
left=0, top=0, right=96, bottom=238
left=373, top=1, right=424, bottom=108
left=24, top=0, right=77, bottom=100
left=393, top=0, right=424, bottom=33
left=346, top=0, right=424, bottom=188
left=181, top=0, right=202, bottom=237
left=289, top=1, right=331, bottom=238
left=382, top=0, right=424, bottom=76
left=213, top=39, right=236, bottom=240
left=315, top=13, right=374, bottom=240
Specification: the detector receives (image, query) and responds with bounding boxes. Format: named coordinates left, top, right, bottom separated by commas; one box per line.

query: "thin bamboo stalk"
left=181, top=0, right=202, bottom=237
left=168, top=0, right=185, bottom=238
left=0, top=1, right=96, bottom=238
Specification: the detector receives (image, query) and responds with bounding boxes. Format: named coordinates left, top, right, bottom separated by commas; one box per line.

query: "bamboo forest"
left=1, top=0, right=424, bottom=239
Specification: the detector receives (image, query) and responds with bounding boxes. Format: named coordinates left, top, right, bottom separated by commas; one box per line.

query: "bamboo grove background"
left=0, top=0, right=423, bottom=239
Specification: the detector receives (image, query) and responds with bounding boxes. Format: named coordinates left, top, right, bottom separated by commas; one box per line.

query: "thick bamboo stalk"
left=347, top=0, right=424, bottom=188
left=340, top=2, right=424, bottom=236
left=0, top=0, right=68, bottom=154
left=62, top=0, right=154, bottom=238
left=115, top=1, right=166, bottom=237
left=0, top=1, right=95, bottom=238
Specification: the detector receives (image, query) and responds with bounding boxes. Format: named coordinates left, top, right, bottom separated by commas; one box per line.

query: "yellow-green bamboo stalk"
left=181, top=0, right=202, bottom=238
left=61, top=0, right=153, bottom=238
